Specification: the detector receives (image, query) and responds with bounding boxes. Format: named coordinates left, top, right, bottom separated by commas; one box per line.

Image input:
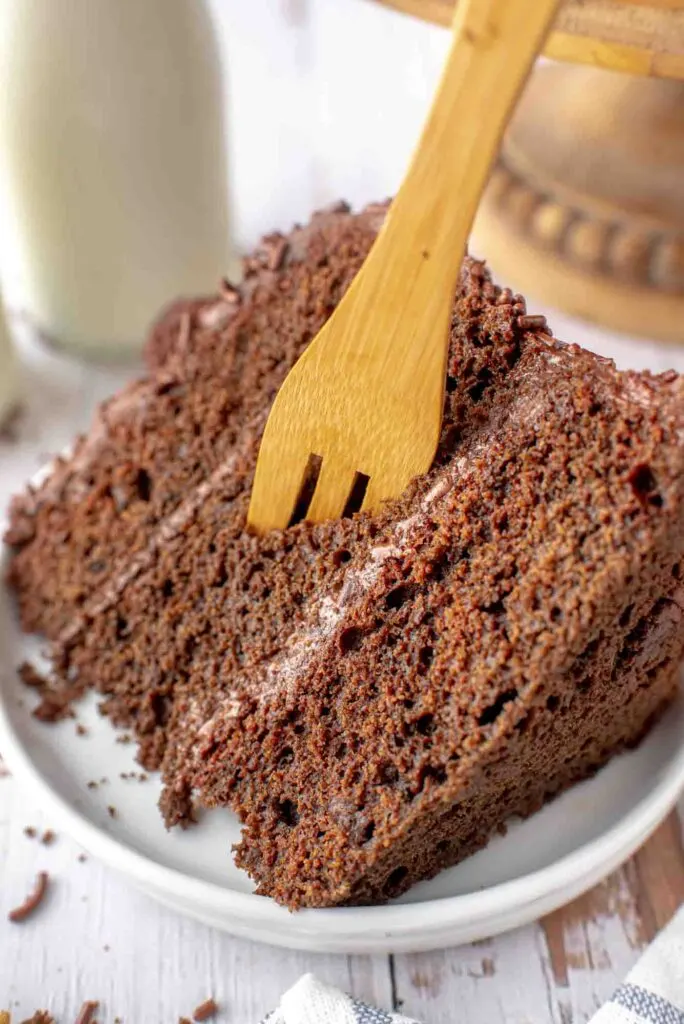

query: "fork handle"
left=358, top=0, right=560, bottom=374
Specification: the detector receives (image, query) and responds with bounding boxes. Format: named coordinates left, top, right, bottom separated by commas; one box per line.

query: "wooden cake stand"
left=376, top=0, right=684, bottom=343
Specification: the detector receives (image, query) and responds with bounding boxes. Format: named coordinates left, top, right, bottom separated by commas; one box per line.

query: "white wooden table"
left=0, top=3, right=683, bottom=1019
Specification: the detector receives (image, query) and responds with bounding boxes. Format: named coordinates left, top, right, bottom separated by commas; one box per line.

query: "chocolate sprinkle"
left=8, top=871, right=49, bottom=922
left=177, top=312, right=191, bottom=353
left=517, top=313, right=548, bottom=331
left=192, top=998, right=218, bottom=1022
left=74, top=1001, right=99, bottom=1024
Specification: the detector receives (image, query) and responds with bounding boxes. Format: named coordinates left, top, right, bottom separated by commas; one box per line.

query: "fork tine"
left=306, top=459, right=359, bottom=524
left=360, top=471, right=410, bottom=517
left=248, top=444, right=311, bottom=535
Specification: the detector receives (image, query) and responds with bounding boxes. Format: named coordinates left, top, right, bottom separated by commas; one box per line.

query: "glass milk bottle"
left=0, top=0, right=230, bottom=359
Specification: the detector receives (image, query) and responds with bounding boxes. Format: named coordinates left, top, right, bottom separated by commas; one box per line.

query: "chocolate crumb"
left=118, top=771, right=148, bottom=783
left=77, top=853, right=87, bottom=863
left=517, top=313, right=548, bottom=332
left=512, top=293, right=527, bottom=315
left=33, top=693, right=75, bottom=723
left=192, top=998, right=218, bottom=1022
left=87, top=781, right=98, bottom=790
left=179, top=1018, right=192, bottom=1024
left=23, top=826, right=37, bottom=839
left=18, top=663, right=47, bottom=689
left=40, top=830, right=56, bottom=846
left=322, top=199, right=351, bottom=215
left=107, top=805, right=117, bottom=819
left=21, top=1013, right=54, bottom=1024
left=8, top=871, right=49, bottom=922
left=76, top=724, right=88, bottom=737
left=116, top=734, right=132, bottom=745
left=74, top=1001, right=99, bottom=1024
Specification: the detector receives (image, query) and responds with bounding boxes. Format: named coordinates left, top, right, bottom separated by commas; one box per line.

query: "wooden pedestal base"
left=473, top=64, right=684, bottom=343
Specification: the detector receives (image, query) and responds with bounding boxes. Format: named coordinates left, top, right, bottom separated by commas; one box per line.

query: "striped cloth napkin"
left=261, top=974, right=417, bottom=1024
left=591, top=907, right=684, bottom=1024
left=262, top=907, right=684, bottom=1024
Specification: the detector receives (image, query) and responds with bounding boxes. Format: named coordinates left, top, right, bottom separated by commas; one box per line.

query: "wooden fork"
left=248, top=0, right=560, bottom=535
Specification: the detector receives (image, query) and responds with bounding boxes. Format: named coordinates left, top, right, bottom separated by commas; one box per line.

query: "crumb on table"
left=193, top=998, right=219, bottom=1021
left=8, top=871, right=50, bottom=923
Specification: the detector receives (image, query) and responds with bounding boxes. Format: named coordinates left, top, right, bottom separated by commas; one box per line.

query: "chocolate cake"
left=6, top=202, right=684, bottom=909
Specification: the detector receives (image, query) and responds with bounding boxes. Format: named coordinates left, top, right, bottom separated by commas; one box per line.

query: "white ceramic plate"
left=1, top=550, right=684, bottom=954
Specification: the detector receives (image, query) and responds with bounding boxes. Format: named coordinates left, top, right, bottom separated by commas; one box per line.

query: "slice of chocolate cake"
left=6, top=203, right=684, bottom=909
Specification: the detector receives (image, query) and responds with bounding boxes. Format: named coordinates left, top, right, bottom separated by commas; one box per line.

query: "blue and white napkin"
left=262, top=907, right=684, bottom=1024
left=591, top=907, right=684, bottom=1024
